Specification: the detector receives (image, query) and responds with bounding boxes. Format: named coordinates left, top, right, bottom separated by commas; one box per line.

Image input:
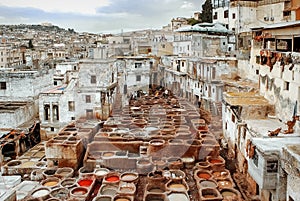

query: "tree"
left=201, top=0, right=212, bottom=23
left=28, top=39, right=34, bottom=49
left=187, top=18, right=201, bottom=26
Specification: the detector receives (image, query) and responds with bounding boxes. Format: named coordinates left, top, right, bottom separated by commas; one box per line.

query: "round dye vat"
left=7, top=160, right=21, bottom=167
left=61, top=178, right=77, bottom=188
left=218, top=180, right=233, bottom=188
left=168, top=183, right=186, bottom=191
left=168, top=193, right=189, bottom=201
left=55, top=167, right=74, bottom=178
left=222, top=190, right=237, bottom=197
left=210, top=159, right=223, bottom=164
left=148, top=188, right=164, bottom=193
left=71, top=187, right=88, bottom=195
left=150, top=139, right=164, bottom=146
left=213, top=171, right=228, bottom=179
left=101, top=189, right=117, bottom=196
left=96, top=169, right=109, bottom=175
left=78, top=179, right=93, bottom=187
left=42, top=177, right=60, bottom=188
left=114, top=198, right=131, bottom=201
left=120, top=173, right=138, bottom=183
left=103, top=152, right=115, bottom=157
left=93, top=196, right=112, bottom=201
left=121, top=174, right=136, bottom=181
left=51, top=187, right=69, bottom=200
left=20, top=161, right=35, bottom=168
left=200, top=180, right=217, bottom=188
left=31, top=188, right=50, bottom=198
left=197, top=172, right=211, bottom=180
left=43, top=181, right=59, bottom=187
left=203, top=195, right=216, bottom=198
left=119, top=186, right=135, bottom=194
left=105, top=176, right=120, bottom=183
left=43, top=169, right=57, bottom=177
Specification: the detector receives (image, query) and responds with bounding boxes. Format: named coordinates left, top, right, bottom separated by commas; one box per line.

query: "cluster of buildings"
left=0, top=0, right=299, bottom=200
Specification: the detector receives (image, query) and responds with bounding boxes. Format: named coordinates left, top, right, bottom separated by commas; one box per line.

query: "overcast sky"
left=0, top=0, right=205, bottom=34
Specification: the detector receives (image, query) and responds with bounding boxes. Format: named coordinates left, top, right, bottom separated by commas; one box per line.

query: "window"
left=214, top=12, right=218, bottom=19
left=86, top=109, right=93, bottom=119
left=150, top=61, right=153, bottom=68
left=266, top=160, right=278, bottom=173
left=224, top=10, right=229, bottom=18
left=136, top=75, right=141, bottom=81
left=232, top=13, right=236, bottom=19
left=253, top=150, right=259, bottom=167
left=283, top=10, right=291, bottom=17
left=162, top=44, right=166, bottom=48
left=284, top=81, right=290, bottom=91
left=0, top=82, right=6, bottom=90
left=86, top=95, right=91, bottom=103
left=51, top=127, right=55, bottom=132
left=135, top=63, right=142, bottom=68
left=68, top=101, right=75, bottom=111
left=44, top=104, right=50, bottom=121
left=123, top=85, right=127, bottom=94
left=53, top=105, right=59, bottom=121
left=212, top=68, right=216, bottom=79
left=91, top=75, right=96, bottom=84
left=71, top=117, right=75, bottom=120
left=54, top=81, right=57, bottom=86
left=256, top=70, right=259, bottom=75
left=231, top=114, right=235, bottom=122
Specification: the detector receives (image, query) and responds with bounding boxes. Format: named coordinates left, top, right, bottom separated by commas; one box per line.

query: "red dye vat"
left=78, top=179, right=93, bottom=187
left=198, top=173, right=211, bottom=179
left=210, top=159, right=222, bottom=164
left=105, top=176, right=120, bottom=182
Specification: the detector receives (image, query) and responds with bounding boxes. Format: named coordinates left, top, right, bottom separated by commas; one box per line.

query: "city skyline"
left=0, top=0, right=203, bottom=33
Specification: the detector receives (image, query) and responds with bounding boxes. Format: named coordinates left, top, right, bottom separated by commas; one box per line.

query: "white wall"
left=0, top=70, right=54, bottom=101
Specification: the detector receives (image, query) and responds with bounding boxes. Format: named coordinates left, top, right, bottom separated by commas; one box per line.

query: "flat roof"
left=251, top=20, right=300, bottom=30
left=252, top=137, right=300, bottom=153
left=223, top=92, right=269, bottom=106
left=247, top=118, right=300, bottom=153
left=42, top=85, right=67, bottom=94
left=246, top=119, right=299, bottom=138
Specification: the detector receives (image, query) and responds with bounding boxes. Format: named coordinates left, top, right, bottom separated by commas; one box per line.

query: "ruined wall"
left=0, top=102, right=36, bottom=128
